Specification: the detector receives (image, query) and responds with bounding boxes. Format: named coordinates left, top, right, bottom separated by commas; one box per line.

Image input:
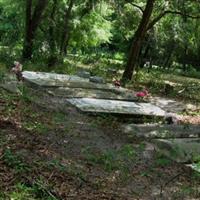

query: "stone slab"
left=89, top=76, right=105, bottom=84
left=0, top=81, right=22, bottom=94
left=76, top=71, right=91, bottom=78
left=122, top=124, right=200, bottom=139
left=23, top=71, right=142, bottom=101
left=186, top=164, right=200, bottom=173
left=67, top=98, right=166, bottom=116
left=152, top=138, right=200, bottom=163
left=22, top=71, right=132, bottom=95
left=22, top=71, right=89, bottom=86
left=47, top=87, right=138, bottom=101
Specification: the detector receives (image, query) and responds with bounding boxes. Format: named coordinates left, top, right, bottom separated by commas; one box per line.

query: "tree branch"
left=147, top=10, right=200, bottom=31
left=126, top=1, right=144, bottom=13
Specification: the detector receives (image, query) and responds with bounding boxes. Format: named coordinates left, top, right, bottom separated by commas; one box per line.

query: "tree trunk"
left=22, top=0, right=48, bottom=61
left=48, top=0, right=58, bottom=67
left=163, top=42, right=175, bottom=69
left=183, top=45, right=188, bottom=72
left=22, top=0, right=33, bottom=60
left=121, top=0, right=155, bottom=83
left=139, top=34, right=151, bottom=68
left=60, top=0, right=74, bottom=56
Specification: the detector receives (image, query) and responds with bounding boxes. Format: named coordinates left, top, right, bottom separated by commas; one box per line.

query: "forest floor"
left=1, top=81, right=200, bottom=200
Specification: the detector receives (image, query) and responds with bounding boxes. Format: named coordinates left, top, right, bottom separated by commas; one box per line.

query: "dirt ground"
left=0, top=88, right=200, bottom=200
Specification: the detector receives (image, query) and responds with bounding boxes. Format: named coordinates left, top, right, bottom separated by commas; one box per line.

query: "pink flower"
left=113, top=80, right=121, bottom=87
left=136, top=90, right=148, bottom=97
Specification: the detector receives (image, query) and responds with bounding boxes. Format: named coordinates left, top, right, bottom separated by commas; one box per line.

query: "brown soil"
left=0, top=88, right=200, bottom=200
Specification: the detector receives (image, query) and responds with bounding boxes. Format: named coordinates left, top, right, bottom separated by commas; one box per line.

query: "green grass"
left=129, top=69, right=200, bottom=104
left=2, top=182, right=58, bottom=200
left=83, top=144, right=136, bottom=173
left=2, top=149, right=30, bottom=173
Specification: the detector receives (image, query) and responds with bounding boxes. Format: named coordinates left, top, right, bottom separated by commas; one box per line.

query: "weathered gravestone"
left=21, top=71, right=166, bottom=118
left=22, top=71, right=141, bottom=101
left=0, top=81, right=21, bottom=94
left=22, top=71, right=89, bottom=87
left=47, top=87, right=138, bottom=101
left=122, top=124, right=200, bottom=139
left=67, top=98, right=166, bottom=117
left=0, top=74, right=22, bottom=94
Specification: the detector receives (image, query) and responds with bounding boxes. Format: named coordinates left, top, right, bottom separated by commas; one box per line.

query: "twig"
left=160, top=172, right=183, bottom=196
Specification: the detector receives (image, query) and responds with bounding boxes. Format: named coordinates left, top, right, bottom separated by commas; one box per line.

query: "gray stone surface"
left=89, top=76, right=105, bottom=84
left=152, top=138, right=200, bottom=163
left=47, top=87, right=138, bottom=101
left=76, top=71, right=91, bottom=78
left=122, top=124, right=200, bottom=139
left=67, top=98, right=166, bottom=116
left=22, top=71, right=139, bottom=97
left=186, top=164, right=200, bottom=173
left=22, top=71, right=88, bottom=87
left=0, top=81, right=21, bottom=94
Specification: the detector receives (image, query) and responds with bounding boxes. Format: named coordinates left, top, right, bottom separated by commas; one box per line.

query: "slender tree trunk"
left=48, top=0, right=58, bottom=67
left=60, top=0, right=74, bottom=56
left=183, top=45, right=188, bottom=71
left=139, top=35, right=151, bottom=68
left=22, top=0, right=33, bottom=60
left=22, top=0, right=48, bottom=61
left=121, top=0, right=155, bottom=82
left=163, top=42, right=175, bottom=69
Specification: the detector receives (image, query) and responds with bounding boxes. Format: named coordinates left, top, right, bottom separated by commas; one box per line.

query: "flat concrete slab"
left=122, top=124, right=200, bottom=139
left=67, top=98, right=166, bottom=116
left=22, top=71, right=132, bottom=95
left=22, top=71, right=89, bottom=86
left=22, top=71, right=145, bottom=102
left=47, top=87, right=138, bottom=101
left=0, top=81, right=21, bottom=94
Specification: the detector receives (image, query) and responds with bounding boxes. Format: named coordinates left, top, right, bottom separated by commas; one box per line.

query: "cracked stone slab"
left=122, top=124, right=200, bottom=139
left=22, top=71, right=146, bottom=102
left=22, top=71, right=132, bottom=95
left=22, top=71, right=89, bottom=87
left=67, top=98, right=166, bottom=116
left=47, top=87, right=138, bottom=101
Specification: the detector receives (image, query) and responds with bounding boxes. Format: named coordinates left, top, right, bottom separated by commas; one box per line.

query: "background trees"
left=0, top=0, right=200, bottom=81
left=22, top=0, right=48, bottom=60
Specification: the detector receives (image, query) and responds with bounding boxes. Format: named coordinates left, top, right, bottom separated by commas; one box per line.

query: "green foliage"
left=71, top=10, right=112, bottom=48
left=155, top=155, right=171, bottom=167
left=0, top=0, right=199, bottom=75
left=6, top=182, right=58, bottom=200
left=83, top=144, right=136, bottom=173
left=3, top=149, right=30, bottom=173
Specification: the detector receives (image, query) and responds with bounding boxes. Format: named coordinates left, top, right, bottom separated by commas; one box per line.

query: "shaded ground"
left=1, top=88, right=200, bottom=200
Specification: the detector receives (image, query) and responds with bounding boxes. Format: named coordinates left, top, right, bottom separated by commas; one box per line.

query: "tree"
left=59, top=0, right=74, bottom=56
left=48, top=0, right=58, bottom=66
left=122, top=0, right=155, bottom=83
left=22, top=0, right=48, bottom=61
left=121, top=0, right=200, bottom=83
